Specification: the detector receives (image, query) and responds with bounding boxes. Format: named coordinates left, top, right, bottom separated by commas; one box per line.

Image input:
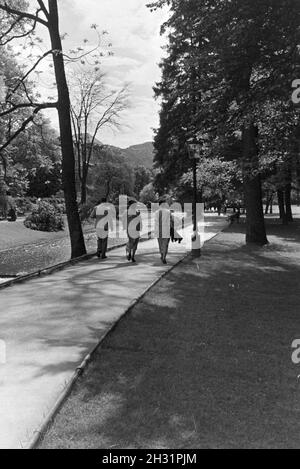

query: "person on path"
left=170, top=209, right=183, bottom=244
left=155, top=199, right=172, bottom=264
left=122, top=199, right=142, bottom=263
left=91, top=198, right=114, bottom=259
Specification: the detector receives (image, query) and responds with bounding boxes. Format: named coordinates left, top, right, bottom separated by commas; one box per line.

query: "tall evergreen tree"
left=149, top=0, right=300, bottom=244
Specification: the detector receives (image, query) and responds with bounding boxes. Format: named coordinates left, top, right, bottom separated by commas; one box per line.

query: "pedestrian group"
left=91, top=197, right=183, bottom=265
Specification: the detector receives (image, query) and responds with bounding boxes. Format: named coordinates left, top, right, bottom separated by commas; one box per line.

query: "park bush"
left=24, top=201, right=64, bottom=232
left=15, top=197, right=35, bottom=216
left=15, top=197, right=66, bottom=216
left=43, top=197, right=66, bottom=214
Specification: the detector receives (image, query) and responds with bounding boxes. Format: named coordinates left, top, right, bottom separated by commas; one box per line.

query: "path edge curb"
left=24, top=223, right=228, bottom=449
left=28, top=252, right=189, bottom=450
left=0, top=232, right=154, bottom=291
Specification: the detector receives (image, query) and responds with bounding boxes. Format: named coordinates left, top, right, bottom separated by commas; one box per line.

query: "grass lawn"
left=0, top=213, right=151, bottom=276
left=40, top=216, right=300, bottom=449
left=0, top=218, right=95, bottom=252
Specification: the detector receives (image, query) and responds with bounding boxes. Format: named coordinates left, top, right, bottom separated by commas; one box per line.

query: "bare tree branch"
left=70, top=107, right=83, bottom=181
left=20, top=81, right=34, bottom=104
left=0, top=21, right=37, bottom=46
left=37, top=0, right=49, bottom=19
left=0, top=101, right=58, bottom=118
left=0, top=3, right=48, bottom=27
left=0, top=102, right=58, bottom=154
left=69, top=69, right=129, bottom=202
left=0, top=16, right=22, bottom=41
left=6, top=50, right=53, bottom=100
left=63, top=31, right=103, bottom=63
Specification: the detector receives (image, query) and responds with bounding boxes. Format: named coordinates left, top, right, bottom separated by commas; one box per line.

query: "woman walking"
left=122, top=199, right=142, bottom=263
left=91, top=198, right=114, bottom=259
left=155, top=199, right=172, bottom=264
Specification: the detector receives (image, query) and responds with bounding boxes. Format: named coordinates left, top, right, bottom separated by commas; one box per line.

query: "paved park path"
left=40, top=217, right=300, bottom=449
left=0, top=216, right=227, bottom=449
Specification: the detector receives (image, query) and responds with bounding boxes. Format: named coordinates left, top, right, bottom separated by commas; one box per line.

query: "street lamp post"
left=192, top=155, right=198, bottom=232
left=187, top=141, right=201, bottom=258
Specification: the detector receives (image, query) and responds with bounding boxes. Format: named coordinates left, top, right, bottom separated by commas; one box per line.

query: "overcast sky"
left=44, top=0, right=168, bottom=149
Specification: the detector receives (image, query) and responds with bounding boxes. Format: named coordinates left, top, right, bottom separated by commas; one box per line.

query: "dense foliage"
left=149, top=0, right=300, bottom=243
left=24, top=200, right=64, bottom=232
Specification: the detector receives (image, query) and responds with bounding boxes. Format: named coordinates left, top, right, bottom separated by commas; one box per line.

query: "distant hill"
left=122, top=142, right=154, bottom=169
left=91, top=141, right=154, bottom=170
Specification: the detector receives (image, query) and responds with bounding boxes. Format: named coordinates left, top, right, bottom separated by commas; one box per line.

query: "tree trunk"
left=192, top=157, right=197, bottom=232
left=265, top=193, right=274, bottom=215
left=277, top=189, right=287, bottom=224
left=269, top=194, right=273, bottom=214
left=48, top=0, right=86, bottom=258
left=297, top=161, right=300, bottom=206
left=285, top=183, right=293, bottom=223
left=265, top=192, right=270, bottom=215
left=242, top=123, right=268, bottom=245
left=81, top=180, right=87, bottom=205
left=80, top=164, right=88, bottom=205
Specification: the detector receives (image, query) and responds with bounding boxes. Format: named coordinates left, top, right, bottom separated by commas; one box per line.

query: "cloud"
left=56, top=0, right=168, bottom=147
left=28, top=0, right=168, bottom=148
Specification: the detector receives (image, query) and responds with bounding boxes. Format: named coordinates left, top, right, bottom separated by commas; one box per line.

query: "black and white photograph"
left=0, top=0, right=300, bottom=455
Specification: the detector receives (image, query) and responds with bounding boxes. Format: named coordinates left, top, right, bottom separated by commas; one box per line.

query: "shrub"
left=139, top=183, right=158, bottom=206
left=24, top=201, right=64, bottom=232
left=15, top=197, right=35, bottom=216
left=16, top=197, right=66, bottom=216
left=43, top=197, right=66, bottom=214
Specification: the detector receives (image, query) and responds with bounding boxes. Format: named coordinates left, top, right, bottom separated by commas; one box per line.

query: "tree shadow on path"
left=40, top=220, right=300, bottom=449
